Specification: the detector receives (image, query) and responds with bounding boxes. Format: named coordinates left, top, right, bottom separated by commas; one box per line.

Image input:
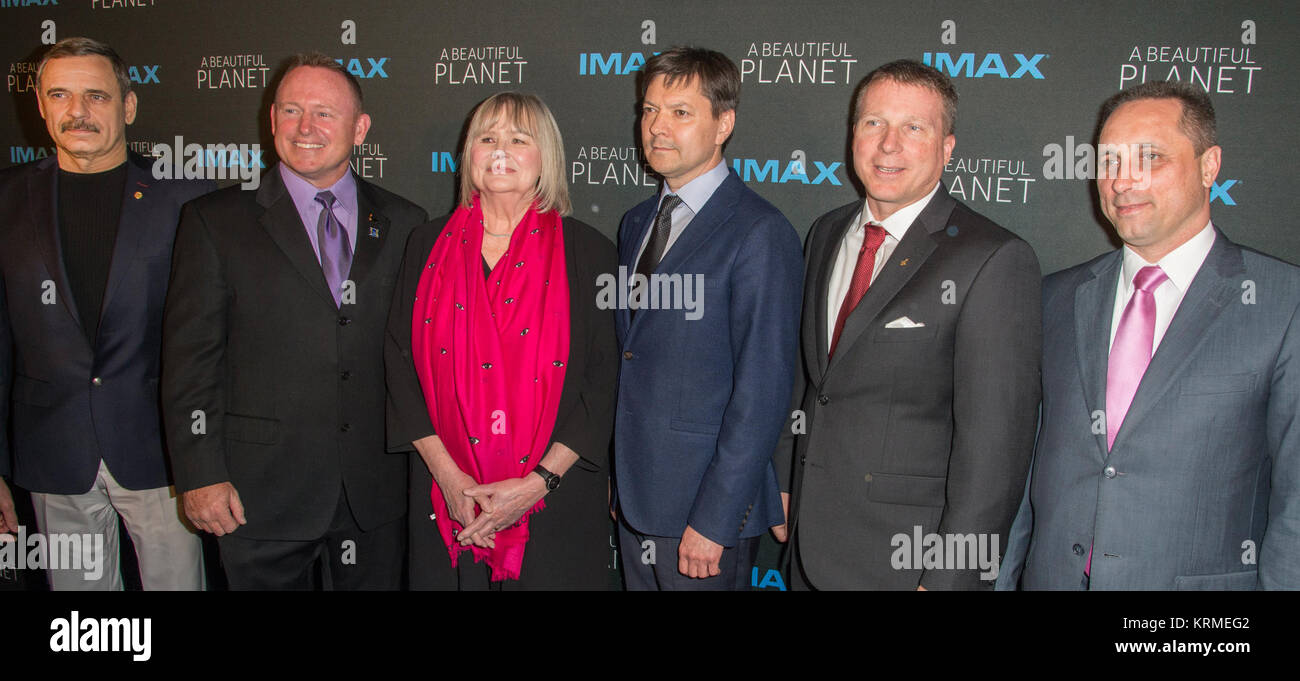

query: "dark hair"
left=278, top=52, right=365, bottom=112
left=853, top=59, right=958, bottom=136
left=1098, top=80, right=1217, bottom=155
left=37, top=37, right=132, bottom=99
left=640, top=46, right=740, bottom=116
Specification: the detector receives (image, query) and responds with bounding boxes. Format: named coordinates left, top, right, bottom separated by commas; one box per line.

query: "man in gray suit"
left=999, top=81, right=1300, bottom=590
left=775, top=60, right=1042, bottom=590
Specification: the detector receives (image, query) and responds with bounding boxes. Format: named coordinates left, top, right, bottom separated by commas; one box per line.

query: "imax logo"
left=0, top=0, right=59, bottom=7
left=922, top=52, right=1047, bottom=79
left=1211, top=179, right=1237, bottom=205
left=128, top=65, right=159, bottom=85
left=730, top=158, right=842, bottom=185
left=577, top=51, right=658, bottom=76
left=431, top=151, right=456, bottom=173
left=335, top=57, right=388, bottom=79
left=9, top=146, right=54, bottom=163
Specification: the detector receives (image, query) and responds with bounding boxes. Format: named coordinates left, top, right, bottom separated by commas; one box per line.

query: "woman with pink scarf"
left=387, top=93, right=617, bottom=589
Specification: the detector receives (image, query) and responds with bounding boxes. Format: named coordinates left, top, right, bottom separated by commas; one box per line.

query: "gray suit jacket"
left=999, top=228, right=1300, bottom=590
left=778, top=186, right=1042, bottom=589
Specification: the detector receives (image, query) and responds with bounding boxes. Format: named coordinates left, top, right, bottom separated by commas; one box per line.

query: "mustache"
left=60, top=119, right=99, bottom=133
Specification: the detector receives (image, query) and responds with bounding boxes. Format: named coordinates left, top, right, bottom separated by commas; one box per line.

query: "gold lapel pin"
left=133, top=191, right=143, bottom=199
left=899, top=258, right=910, bottom=267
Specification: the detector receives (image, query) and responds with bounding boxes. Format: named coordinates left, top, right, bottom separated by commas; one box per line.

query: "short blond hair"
left=459, top=92, right=571, bottom=216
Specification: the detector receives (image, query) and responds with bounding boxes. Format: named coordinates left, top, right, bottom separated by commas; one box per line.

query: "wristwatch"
left=531, top=464, right=561, bottom=491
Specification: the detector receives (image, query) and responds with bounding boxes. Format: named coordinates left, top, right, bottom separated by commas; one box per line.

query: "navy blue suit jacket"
left=613, top=168, right=802, bottom=545
left=0, top=154, right=213, bottom=493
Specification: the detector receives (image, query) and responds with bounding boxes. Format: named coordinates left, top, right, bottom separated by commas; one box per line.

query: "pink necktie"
left=1091, top=265, right=1167, bottom=577
left=1105, top=265, right=1168, bottom=450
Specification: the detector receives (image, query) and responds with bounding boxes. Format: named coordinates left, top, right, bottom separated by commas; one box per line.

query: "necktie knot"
left=1132, top=265, right=1168, bottom=293
left=315, top=190, right=337, bottom=210
left=658, top=194, right=682, bottom=218
left=862, top=222, right=886, bottom=254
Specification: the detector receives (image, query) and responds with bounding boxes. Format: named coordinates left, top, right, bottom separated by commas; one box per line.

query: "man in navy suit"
left=0, top=38, right=211, bottom=589
left=613, top=47, right=803, bottom=590
left=999, top=81, right=1300, bottom=590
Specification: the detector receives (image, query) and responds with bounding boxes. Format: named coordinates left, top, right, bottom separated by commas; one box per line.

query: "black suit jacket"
left=161, top=164, right=426, bottom=541
left=777, top=186, right=1042, bottom=589
left=0, top=154, right=213, bottom=494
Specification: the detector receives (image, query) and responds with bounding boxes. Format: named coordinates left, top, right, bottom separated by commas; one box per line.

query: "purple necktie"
left=1090, top=265, right=1167, bottom=578
left=315, top=191, right=353, bottom=307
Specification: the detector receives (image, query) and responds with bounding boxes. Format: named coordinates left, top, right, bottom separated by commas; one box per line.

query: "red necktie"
left=829, top=222, right=887, bottom=359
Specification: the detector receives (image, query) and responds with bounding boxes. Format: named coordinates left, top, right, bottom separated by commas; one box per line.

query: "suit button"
left=338, top=317, right=352, bottom=326
left=799, top=455, right=807, bottom=464
left=340, top=370, right=351, bottom=380
left=340, top=423, right=351, bottom=432
left=818, top=395, right=829, bottom=405
left=91, top=377, right=103, bottom=386
left=1103, top=466, right=1117, bottom=479
left=1072, top=544, right=1085, bottom=556
left=623, top=351, right=633, bottom=360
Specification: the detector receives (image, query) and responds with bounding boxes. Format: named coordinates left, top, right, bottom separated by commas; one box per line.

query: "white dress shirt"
left=1108, top=221, right=1216, bottom=353
left=826, top=182, right=942, bottom=342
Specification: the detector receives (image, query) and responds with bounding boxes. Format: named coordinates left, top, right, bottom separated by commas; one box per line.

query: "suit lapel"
left=617, top=197, right=655, bottom=334
left=652, top=172, right=740, bottom=277
left=347, top=177, right=390, bottom=287
left=1110, top=233, right=1242, bottom=453
left=99, top=155, right=154, bottom=318
left=822, top=189, right=950, bottom=376
left=27, top=157, right=85, bottom=333
left=810, top=204, right=857, bottom=377
left=1074, top=253, right=1120, bottom=462
left=257, top=165, right=337, bottom=308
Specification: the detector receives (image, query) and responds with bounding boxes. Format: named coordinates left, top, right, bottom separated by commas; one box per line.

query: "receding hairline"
left=275, top=63, right=365, bottom=114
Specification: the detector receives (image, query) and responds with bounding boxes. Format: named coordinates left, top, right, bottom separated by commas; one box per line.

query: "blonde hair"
left=459, top=92, right=571, bottom=216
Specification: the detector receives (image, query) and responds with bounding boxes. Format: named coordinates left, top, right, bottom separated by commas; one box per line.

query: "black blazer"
left=0, top=154, right=213, bottom=494
left=161, top=165, right=426, bottom=541
left=778, top=186, right=1042, bottom=590
left=385, top=214, right=618, bottom=471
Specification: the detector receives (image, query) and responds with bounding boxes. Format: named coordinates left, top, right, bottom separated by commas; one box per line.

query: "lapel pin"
left=133, top=191, right=143, bottom=199
left=899, top=258, right=910, bottom=267
left=369, top=226, right=381, bottom=238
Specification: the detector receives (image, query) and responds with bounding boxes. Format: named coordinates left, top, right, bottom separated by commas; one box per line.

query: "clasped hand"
left=444, top=473, right=548, bottom=549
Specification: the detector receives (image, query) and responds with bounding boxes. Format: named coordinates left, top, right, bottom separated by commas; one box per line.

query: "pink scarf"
left=411, top=198, right=570, bottom=580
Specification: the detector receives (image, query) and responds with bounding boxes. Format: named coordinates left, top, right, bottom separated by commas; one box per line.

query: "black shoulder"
left=361, top=180, right=428, bottom=225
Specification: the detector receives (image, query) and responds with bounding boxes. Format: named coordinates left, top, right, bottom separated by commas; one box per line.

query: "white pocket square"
left=884, top=316, right=925, bottom=329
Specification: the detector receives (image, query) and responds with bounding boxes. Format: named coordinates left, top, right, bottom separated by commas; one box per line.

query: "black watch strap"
left=532, top=464, right=561, bottom=491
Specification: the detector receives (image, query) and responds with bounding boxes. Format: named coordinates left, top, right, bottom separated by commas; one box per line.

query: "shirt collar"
left=659, top=157, right=730, bottom=215
left=858, top=181, right=942, bottom=242
left=1120, top=220, right=1216, bottom=294
left=280, top=163, right=358, bottom=218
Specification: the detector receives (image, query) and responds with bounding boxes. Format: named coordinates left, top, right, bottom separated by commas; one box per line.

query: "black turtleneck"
left=58, top=162, right=127, bottom=342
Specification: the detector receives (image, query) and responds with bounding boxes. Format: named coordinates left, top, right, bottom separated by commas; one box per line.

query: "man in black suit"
left=162, top=54, right=426, bottom=589
left=775, top=60, right=1042, bottom=590
left=0, top=37, right=210, bottom=589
